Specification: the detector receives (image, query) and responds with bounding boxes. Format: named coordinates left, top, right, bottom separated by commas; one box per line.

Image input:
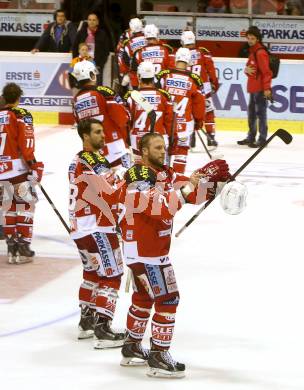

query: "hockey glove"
left=27, top=161, right=44, bottom=183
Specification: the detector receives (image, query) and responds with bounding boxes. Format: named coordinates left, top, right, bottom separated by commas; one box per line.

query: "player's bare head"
left=140, top=133, right=166, bottom=168
left=77, top=118, right=104, bottom=151
left=2, top=83, right=23, bottom=105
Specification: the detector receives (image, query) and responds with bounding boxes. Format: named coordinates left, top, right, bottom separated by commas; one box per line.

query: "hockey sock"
left=151, top=312, right=175, bottom=350
left=79, top=270, right=99, bottom=309
left=3, top=210, right=17, bottom=237
left=126, top=304, right=151, bottom=342
left=95, top=287, right=119, bottom=320
left=16, top=210, right=34, bottom=242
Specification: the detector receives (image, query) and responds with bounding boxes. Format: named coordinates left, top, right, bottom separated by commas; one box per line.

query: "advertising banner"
left=0, top=52, right=73, bottom=112
left=213, top=58, right=304, bottom=120
left=196, top=17, right=249, bottom=41
left=252, top=19, right=304, bottom=43
left=270, top=43, right=304, bottom=55
left=144, top=15, right=192, bottom=40
left=0, top=13, right=53, bottom=36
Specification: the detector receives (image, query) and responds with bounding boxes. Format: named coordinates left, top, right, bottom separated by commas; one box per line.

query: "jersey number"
left=134, top=111, right=162, bottom=131
left=0, top=133, right=7, bottom=155
left=173, top=97, right=189, bottom=117
left=69, top=183, right=79, bottom=211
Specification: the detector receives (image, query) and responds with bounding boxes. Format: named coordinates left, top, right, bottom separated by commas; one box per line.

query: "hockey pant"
left=170, top=127, right=193, bottom=174
left=0, top=180, right=37, bottom=242
left=74, top=232, right=123, bottom=320
left=126, top=262, right=180, bottom=350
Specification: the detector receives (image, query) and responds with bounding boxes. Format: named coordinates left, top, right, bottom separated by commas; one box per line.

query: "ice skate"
left=207, top=133, right=218, bottom=148
left=93, top=314, right=125, bottom=349
left=120, top=341, right=149, bottom=366
left=7, top=237, right=18, bottom=264
left=16, top=238, right=35, bottom=264
left=147, top=349, right=186, bottom=378
left=78, top=305, right=95, bottom=340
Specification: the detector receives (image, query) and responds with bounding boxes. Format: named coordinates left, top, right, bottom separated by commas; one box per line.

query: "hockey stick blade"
left=276, top=128, right=293, bottom=144
left=175, top=128, right=292, bottom=238
left=130, top=90, right=153, bottom=114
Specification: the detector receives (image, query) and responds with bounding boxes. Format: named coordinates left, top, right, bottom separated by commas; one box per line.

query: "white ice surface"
left=1, top=126, right=304, bottom=390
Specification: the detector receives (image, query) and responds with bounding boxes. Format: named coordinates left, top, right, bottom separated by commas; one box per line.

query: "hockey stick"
left=38, top=183, right=70, bottom=234
left=196, top=130, right=212, bottom=159
left=175, top=129, right=292, bottom=238
left=130, top=90, right=156, bottom=133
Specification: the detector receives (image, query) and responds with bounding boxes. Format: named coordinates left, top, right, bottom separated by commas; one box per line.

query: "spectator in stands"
left=31, top=9, right=76, bottom=53
left=286, top=0, right=304, bottom=14
left=237, top=26, right=272, bottom=148
left=229, top=0, right=250, bottom=13
left=73, top=12, right=112, bottom=84
left=206, top=0, right=227, bottom=12
left=68, top=43, right=96, bottom=92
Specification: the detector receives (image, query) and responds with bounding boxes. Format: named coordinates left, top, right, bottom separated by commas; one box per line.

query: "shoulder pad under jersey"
left=156, top=69, right=170, bottom=80
left=122, top=38, right=129, bottom=47
left=78, top=151, right=110, bottom=173
left=11, top=107, right=33, bottom=124
left=189, top=72, right=203, bottom=86
left=123, top=91, right=132, bottom=100
left=162, top=43, right=174, bottom=53
left=199, top=46, right=210, bottom=54
left=158, top=88, right=171, bottom=101
left=125, top=164, right=157, bottom=188
left=96, top=85, right=115, bottom=97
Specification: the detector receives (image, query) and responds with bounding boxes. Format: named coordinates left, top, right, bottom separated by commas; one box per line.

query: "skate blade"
left=15, top=256, right=33, bottom=264
left=93, top=338, right=124, bottom=349
left=146, top=367, right=185, bottom=379
left=78, top=329, right=94, bottom=340
left=120, top=356, right=148, bottom=367
left=207, top=145, right=217, bottom=152
left=8, top=256, right=17, bottom=264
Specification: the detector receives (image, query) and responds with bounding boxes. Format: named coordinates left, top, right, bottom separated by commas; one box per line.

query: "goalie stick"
left=130, top=90, right=156, bottom=133
left=175, top=129, right=293, bottom=238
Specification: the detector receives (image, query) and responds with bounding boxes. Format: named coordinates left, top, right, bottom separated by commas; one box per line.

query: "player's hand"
left=197, top=159, right=230, bottom=183
left=27, top=161, right=44, bottom=183
left=264, top=89, right=272, bottom=99
left=189, top=171, right=204, bottom=188
left=121, top=74, right=130, bottom=86
left=245, top=65, right=255, bottom=75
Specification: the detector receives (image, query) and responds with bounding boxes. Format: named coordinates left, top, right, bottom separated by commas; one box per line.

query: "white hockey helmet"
left=129, top=18, right=143, bottom=33
left=220, top=181, right=248, bottom=215
left=144, top=24, right=159, bottom=39
left=137, top=61, right=155, bottom=79
left=175, top=47, right=192, bottom=65
left=72, top=60, right=98, bottom=82
left=181, top=30, right=196, bottom=46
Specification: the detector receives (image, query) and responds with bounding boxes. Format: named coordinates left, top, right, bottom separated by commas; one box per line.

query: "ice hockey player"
left=124, top=61, right=174, bottom=163
left=117, top=18, right=146, bottom=88
left=119, top=132, right=230, bottom=377
left=69, top=118, right=125, bottom=348
left=130, top=24, right=173, bottom=89
left=181, top=30, right=219, bottom=147
left=156, top=48, right=205, bottom=174
left=72, top=60, right=131, bottom=168
left=0, top=83, right=44, bottom=264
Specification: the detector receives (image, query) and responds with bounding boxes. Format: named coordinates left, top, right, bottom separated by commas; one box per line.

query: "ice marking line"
left=0, top=311, right=78, bottom=338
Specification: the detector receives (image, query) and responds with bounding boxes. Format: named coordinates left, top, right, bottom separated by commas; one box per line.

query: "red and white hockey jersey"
left=156, top=69, right=205, bottom=135
left=119, top=163, right=206, bottom=265
left=188, top=47, right=219, bottom=96
left=0, top=107, right=35, bottom=183
left=118, top=32, right=147, bottom=75
left=68, top=150, right=121, bottom=239
left=73, top=85, right=129, bottom=163
left=124, top=87, right=174, bottom=152
left=130, top=43, right=173, bottom=88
